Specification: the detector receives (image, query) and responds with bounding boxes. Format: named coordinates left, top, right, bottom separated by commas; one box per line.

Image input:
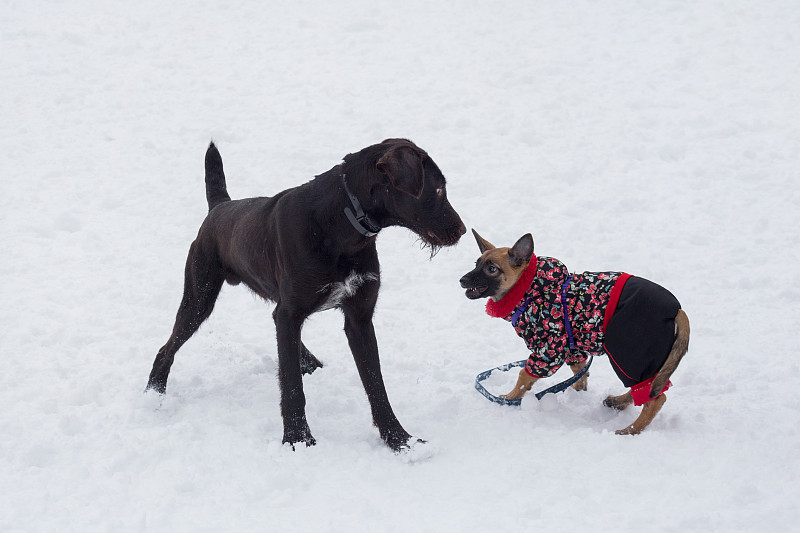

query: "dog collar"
left=342, top=173, right=381, bottom=238
left=486, top=257, right=538, bottom=318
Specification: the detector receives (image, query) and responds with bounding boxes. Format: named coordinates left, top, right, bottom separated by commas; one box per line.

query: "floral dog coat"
left=486, top=255, right=681, bottom=396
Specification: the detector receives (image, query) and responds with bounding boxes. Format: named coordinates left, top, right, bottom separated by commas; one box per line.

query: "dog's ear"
left=377, top=144, right=425, bottom=199
left=508, top=233, right=534, bottom=267
left=472, top=229, right=495, bottom=253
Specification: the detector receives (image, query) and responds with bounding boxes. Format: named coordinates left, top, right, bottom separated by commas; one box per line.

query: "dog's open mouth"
left=465, top=286, right=487, bottom=299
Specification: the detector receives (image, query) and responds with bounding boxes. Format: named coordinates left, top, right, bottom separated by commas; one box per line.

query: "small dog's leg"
left=603, top=391, right=634, bottom=410
left=615, top=393, right=667, bottom=435
left=500, top=368, right=539, bottom=400
left=568, top=360, right=590, bottom=391
left=299, top=342, right=323, bottom=375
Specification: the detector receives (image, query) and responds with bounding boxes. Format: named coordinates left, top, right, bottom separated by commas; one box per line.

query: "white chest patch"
left=317, top=271, right=378, bottom=311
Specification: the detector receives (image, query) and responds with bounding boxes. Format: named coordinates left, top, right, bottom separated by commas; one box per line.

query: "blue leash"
left=475, top=273, right=586, bottom=405
left=476, top=273, right=589, bottom=405
left=475, top=354, right=593, bottom=405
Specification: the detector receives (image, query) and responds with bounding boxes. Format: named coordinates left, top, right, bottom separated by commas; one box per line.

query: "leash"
left=475, top=354, right=593, bottom=405
left=510, top=297, right=533, bottom=327
left=476, top=273, right=590, bottom=405
left=560, top=274, right=576, bottom=350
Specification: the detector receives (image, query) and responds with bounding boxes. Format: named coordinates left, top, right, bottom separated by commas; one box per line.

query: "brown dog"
left=460, top=230, right=689, bottom=435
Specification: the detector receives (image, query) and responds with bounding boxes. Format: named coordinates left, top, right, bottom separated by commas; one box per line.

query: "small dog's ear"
left=377, top=144, right=425, bottom=198
left=472, top=229, right=495, bottom=253
left=508, top=233, right=534, bottom=267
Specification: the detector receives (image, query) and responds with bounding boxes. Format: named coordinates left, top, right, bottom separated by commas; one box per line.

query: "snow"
left=2, top=0, right=799, bottom=531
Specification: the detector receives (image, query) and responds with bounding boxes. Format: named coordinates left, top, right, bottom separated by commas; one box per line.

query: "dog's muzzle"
left=460, top=275, right=487, bottom=299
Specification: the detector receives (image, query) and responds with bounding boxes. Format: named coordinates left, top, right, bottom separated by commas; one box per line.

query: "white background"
left=2, top=1, right=798, bottom=531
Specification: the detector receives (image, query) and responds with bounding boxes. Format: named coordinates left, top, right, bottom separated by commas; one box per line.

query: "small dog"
left=460, top=230, right=689, bottom=434
left=147, top=139, right=466, bottom=451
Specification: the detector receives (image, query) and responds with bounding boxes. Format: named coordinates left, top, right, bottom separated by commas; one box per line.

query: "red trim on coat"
left=603, top=344, right=637, bottom=382
left=485, top=256, right=539, bottom=318
left=601, top=273, right=632, bottom=333
left=631, top=375, right=672, bottom=406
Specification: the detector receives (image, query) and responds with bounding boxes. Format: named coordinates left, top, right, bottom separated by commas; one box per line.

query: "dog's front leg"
left=273, top=305, right=315, bottom=448
left=501, top=368, right=539, bottom=400
left=343, top=307, right=414, bottom=452
left=568, top=360, right=590, bottom=391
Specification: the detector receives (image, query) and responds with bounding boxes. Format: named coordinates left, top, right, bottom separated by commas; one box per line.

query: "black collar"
left=342, top=173, right=381, bottom=238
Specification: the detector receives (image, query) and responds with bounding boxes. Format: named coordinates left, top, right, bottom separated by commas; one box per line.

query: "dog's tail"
left=650, top=309, right=690, bottom=398
left=205, top=141, right=231, bottom=212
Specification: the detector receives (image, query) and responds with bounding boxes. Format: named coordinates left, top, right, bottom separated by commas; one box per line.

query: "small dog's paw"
left=500, top=388, right=527, bottom=400
left=603, top=394, right=632, bottom=410
left=615, top=425, right=640, bottom=436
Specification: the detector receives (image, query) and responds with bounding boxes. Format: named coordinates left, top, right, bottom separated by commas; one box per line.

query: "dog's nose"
left=459, top=275, right=470, bottom=288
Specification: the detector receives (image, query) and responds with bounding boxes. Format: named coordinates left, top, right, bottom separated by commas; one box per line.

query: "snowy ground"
left=2, top=1, right=799, bottom=531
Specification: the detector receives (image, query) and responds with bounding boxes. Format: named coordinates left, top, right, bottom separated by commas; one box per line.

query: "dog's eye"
left=436, top=187, right=444, bottom=198
left=486, top=264, right=498, bottom=274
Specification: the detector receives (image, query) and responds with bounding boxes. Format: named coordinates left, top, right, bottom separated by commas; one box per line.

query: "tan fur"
left=478, top=248, right=529, bottom=301
left=471, top=230, right=530, bottom=301
left=472, top=229, right=496, bottom=253
left=502, top=360, right=591, bottom=401
left=615, top=393, right=667, bottom=435
left=500, top=368, right=539, bottom=400
left=568, top=360, right=590, bottom=391
left=603, top=391, right=633, bottom=410
left=649, top=309, right=690, bottom=398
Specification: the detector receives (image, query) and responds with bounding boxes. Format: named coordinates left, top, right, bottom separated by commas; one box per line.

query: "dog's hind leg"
left=649, top=309, right=690, bottom=399
left=147, top=242, right=224, bottom=394
left=603, top=391, right=634, bottom=410
left=299, top=342, right=323, bottom=375
left=615, top=393, right=667, bottom=435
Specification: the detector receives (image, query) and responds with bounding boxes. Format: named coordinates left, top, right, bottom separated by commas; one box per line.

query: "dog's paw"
left=144, top=379, right=167, bottom=395
left=299, top=350, right=324, bottom=375
left=615, top=425, right=640, bottom=436
left=141, top=386, right=168, bottom=411
left=300, top=358, right=324, bottom=375
left=500, top=388, right=527, bottom=401
left=383, top=429, right=415, bottom=452
left=282, top=426, right=317, bottom=450
left=603, top=393, right=633, bottom=410
left=396, top=438, right=436, bottom=463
